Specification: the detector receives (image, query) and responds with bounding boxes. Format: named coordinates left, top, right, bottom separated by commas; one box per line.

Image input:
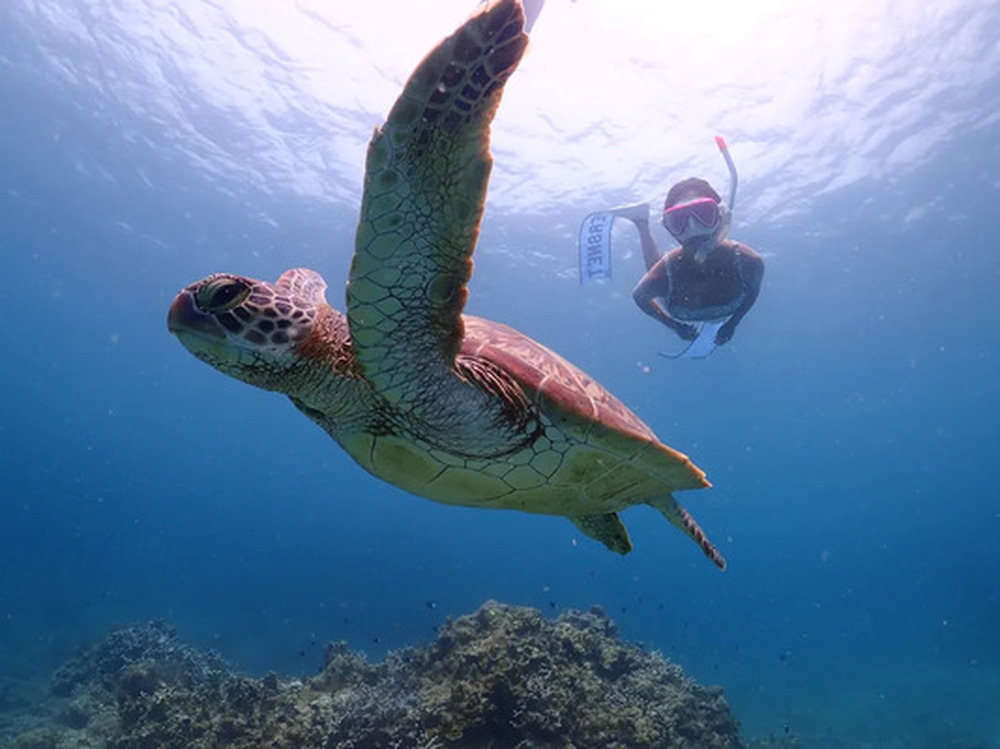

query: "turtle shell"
left=461, top=316, right=708, bottom=494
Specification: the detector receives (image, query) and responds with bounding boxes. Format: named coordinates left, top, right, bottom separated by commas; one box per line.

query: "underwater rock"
left=1, top=601, right=746, bottom=748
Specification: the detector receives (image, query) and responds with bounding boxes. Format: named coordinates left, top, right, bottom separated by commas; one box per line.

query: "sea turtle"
left=167, top=0, right=726, bottom=569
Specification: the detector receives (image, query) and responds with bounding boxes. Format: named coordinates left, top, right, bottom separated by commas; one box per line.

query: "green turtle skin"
left=168, top=0, right=726, bottom=569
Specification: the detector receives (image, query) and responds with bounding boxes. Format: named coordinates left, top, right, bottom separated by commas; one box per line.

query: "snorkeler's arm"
left=633, top=262, right=698, bottom=340
left=609, top=202, right=662, bottom=271
left=634, top=218, right=663, bottom=272
left=716, top=245, right=764, bottom=344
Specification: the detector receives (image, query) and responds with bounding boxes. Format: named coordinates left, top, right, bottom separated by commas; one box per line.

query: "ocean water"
left=2, top=1, right=999, bottom=747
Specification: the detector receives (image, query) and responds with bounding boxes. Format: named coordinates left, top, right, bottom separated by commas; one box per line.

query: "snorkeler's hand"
left=715, top=323, right=735, bottom=345
left=675, top=323, right=699, bottom=341
left=609, top=202, right=650, bottom=226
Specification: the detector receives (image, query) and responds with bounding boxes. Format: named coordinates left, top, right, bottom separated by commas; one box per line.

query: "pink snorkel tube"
left=687, top=136, right=738, bottom=264
left=715, top=135, right=739, bottom=211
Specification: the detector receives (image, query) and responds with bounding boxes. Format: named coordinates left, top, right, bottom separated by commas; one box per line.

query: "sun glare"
left=76, top=0, right=993, bottom=217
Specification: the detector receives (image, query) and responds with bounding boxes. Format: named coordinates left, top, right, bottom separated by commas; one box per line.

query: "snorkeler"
left=579, top=137, right=764, bottom=359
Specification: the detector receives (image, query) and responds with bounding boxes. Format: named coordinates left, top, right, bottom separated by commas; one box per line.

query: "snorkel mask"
left=662, top=136, right=740, bottom=263
left=663, top=197, right=722, bottom=240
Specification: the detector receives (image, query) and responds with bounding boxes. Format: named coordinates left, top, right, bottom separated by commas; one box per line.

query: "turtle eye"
left=196, top=277, right=251, bottom=313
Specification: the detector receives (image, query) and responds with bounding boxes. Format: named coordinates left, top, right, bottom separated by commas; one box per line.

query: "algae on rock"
left=2, top=601, right=746, bottom=749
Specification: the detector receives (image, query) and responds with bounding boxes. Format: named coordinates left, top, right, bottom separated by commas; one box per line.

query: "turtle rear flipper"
left=570, top=513, right=632, bottom=555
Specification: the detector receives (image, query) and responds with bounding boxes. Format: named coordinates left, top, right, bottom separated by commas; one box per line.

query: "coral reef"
left=0, top=601, right=746, bottom=748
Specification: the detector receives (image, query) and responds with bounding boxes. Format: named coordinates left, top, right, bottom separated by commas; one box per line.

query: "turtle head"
left=168, top=268, right=330, bottom=392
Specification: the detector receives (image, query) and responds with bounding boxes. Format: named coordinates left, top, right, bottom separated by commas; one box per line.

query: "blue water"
left=2, top=1, right=999, bottom=747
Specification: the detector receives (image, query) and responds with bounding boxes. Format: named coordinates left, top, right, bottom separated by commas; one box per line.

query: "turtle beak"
left=167, top=290, right=225, bottom=341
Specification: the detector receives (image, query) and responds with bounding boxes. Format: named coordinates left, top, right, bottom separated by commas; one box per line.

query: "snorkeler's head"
left=665, top=177, right=721, bottom=208
left=663, top=178, right=730, bottom=247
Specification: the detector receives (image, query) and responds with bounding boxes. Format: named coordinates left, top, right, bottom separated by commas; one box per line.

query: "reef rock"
left=1, top=601, right=746, bottom=748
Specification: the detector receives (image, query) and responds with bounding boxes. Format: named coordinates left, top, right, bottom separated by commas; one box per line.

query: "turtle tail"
left=648, top=495, right=727, bottom=570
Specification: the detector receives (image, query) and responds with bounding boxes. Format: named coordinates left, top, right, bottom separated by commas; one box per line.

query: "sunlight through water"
left=10, top=0, right=998, bottom=227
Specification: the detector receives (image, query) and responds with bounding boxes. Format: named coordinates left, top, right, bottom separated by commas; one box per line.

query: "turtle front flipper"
left=347, top=1, right=529, bottom=415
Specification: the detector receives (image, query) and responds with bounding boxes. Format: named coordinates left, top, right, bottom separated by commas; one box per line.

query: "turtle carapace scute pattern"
left=167, top=0, right=726, bottom=570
